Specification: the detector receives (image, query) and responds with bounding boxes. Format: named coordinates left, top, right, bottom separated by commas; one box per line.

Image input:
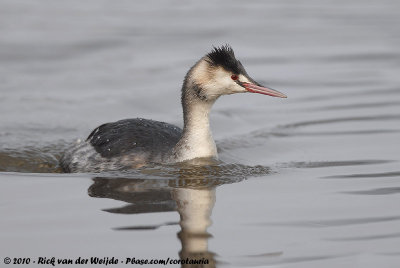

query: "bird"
left=60, top=45, right=287, bottom=172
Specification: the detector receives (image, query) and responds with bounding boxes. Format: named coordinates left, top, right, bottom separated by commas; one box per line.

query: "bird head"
left=183, top=45, right=287, bottom=102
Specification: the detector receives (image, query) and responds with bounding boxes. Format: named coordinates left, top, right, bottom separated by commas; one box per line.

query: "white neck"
left=172, top=100, right=217, bottom=162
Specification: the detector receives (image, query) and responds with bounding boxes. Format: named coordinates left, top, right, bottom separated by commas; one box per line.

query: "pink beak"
left=243, top=82, right=287, bottom=98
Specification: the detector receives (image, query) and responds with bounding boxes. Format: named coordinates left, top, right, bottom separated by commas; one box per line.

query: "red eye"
left=231, top=74, right=238, bottom=80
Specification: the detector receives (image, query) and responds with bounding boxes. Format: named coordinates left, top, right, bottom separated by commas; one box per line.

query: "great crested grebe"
left=60, top=45, right=287, bottom=172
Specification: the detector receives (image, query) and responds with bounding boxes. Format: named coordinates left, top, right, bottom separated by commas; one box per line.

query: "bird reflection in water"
left=88, top=162, right=271, bottom=267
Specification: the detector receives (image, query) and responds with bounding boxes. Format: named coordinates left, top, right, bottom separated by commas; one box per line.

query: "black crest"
left=206, top=45, right=246, bottom=74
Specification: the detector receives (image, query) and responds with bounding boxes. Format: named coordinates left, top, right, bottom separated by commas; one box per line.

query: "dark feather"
left=206, top=45, right=247, bottom=75
left=87, top=118, right=182, bottom=159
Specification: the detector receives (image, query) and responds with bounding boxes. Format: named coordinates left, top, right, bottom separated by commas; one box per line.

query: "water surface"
left=1, top=0, right=400, bottom=267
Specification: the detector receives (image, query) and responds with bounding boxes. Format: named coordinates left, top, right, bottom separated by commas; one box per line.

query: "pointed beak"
left=242, top=81, right=287, bottom=98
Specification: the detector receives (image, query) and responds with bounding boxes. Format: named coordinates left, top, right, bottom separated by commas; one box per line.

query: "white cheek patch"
left=192, top=61, right=249, bottom=97
left=202, top=67, right=231, bottom=96
left=214, top=68, right=232, bottom=86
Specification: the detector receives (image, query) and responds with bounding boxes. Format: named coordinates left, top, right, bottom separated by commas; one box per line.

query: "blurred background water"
left=0, top=0, right=400, bottom=267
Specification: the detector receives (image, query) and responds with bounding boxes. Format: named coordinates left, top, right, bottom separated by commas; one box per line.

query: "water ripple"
left=217, top=114, right=400, bottom=152
left=326, top=232, right=400, bottom=241
left=113, top=222, right=179, bottom=231
left=233, top=253, right=351, bottom=267
left=0, top=141, right=271, bottom=179
left=312, top=100, right=400, bottom=111
left=0, top=145, right=65, bottom=173
left=280, top=160, right=392, bottom=169
left=323, top=171, right=400, bottom=179
left=257, top=215, right=400, bottom=228
left=270, top=129, right=399, bottom=138
left=278, top=114, right=400, bottom=129
left=343, top=187, right=400, bottom=195
left=297, top=87, right=400, bottom=103
left=245, top=52, right=400, bottom=65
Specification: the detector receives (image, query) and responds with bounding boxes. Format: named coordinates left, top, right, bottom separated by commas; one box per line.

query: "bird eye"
left=231, top=75, right=238, bottom=80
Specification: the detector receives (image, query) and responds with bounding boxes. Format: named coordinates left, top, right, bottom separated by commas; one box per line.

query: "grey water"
left=1, top=0, right=400, bottom=267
